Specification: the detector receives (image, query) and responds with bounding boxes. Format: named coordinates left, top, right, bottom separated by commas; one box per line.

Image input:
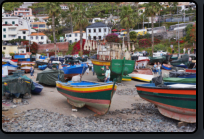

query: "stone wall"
left=167, top=29, right=184, bottom=39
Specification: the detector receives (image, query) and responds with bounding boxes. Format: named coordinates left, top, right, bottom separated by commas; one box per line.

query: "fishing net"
left=169, top=71, right=196, bottom=77
left=152, top=76, right=163, bottom=86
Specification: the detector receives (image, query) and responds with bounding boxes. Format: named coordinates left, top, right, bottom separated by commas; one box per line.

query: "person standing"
left=58, top=63, right=63, bottom=70
left=157, top=62, right=161, bottom=76
left=104, top=66, right=110, bottom=82
left=153, top=62, right=158, bottom=74
left=48, top=61, right=52, bottom=69
left=135, top=62, right=139, bottom=69
left=141, top=63, right=145, bottom=68
left=172, top=49, right=174, bottom=54
left=188, top=48, right=190, bottom=54
left=92, top=66, right=95, bottom=75
left=183, top=48, right=186, bottom=54
left=86, top=66, right=89, bottom=75
left=30, top=65, right=35, bottom=78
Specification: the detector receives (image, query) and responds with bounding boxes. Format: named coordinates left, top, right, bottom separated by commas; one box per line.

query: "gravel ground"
left=2, top=102, right=196, bottom=132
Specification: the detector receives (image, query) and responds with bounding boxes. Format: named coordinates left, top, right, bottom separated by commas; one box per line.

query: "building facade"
left=14, top=8, right=32, bottom=17
left=30, top=22, right=49, bottom=31
left=29, top=32, right=47, bottom=44
left=86, top=22, right=111, bottom=40
left=65, top=31, right=86, bottom=44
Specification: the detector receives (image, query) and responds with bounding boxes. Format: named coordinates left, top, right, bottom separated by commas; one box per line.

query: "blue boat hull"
left=164, top=82, right=196, bottom=85
left=61, top=64, right=88, bottom=79
left=178, top=74, right=196, bottom=78
left=31, top=82, right=43, bottom=94
left=175, top=65, right=188, bottom=68
left=162, top=65, right=172, bottom=70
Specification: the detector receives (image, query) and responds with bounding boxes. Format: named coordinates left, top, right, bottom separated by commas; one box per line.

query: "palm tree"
left=115, top=2, right=121, bottom=16
left=45, top=2, right=62, bottom=57
left=119, top=5, right=139, bottom=45
left=72, top=3, right=89, bottom=57
left=144, top=2, right=163, bottom=54
left=64, top=2, right=75, bottom=33
left=168, top=2, right=178, bottom=22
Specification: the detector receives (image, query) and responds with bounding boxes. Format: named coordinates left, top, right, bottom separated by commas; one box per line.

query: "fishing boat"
left=36, top=68, right=65, bottom=86
left=61, top=63, right=88, bottom=80
left=163, top=77, right=196, bottom=85
left=20, top=61, right=35, bottom=73
left=149, top=56, right=166, bottom=65
left=89, top=39, right=135, bottom=83
left=136, top=82, right=196, bottom=123
left=56, top=80, right=117, bottom=115
left=38, top=65, right=47, bottom=70
left=31, top=82, right=44, bottom=94
left=136, top=57, right=150, bottom=68
left=122, top=75, right=131, bottom=81
left=185, top=68, right=196, bottom=73
left=129, top=68, right=154, bottom=82
left=169, top=71, right=196, bottom=78
left=170, top=54, right=189, bottom=68
left=162, top=64, right=172, bottom=70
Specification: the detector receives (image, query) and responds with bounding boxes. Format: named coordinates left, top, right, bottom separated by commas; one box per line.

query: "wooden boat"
left=60, top=63, right=88, bottom=80
left=163, top=77, right=196, bottom=85
left=185, top=68, right=196, bottom=73
left=56, top=80, right=117, bottom=115
left=136, top=83, right=196, bottom=123
left=31, top=82, right=44, bottom=94
left=149, top=56, right=166, bottom=65
left=136, top=57, right=150, bottom=68
left=162, top=64, right=172, bottom=70
left=122, top=75, right=131, bottom=81
left=2, top=59, right=18, bottom=74
left=20, top=61, right=35, bottom=73
left=129, top=68, right=154, bottom=82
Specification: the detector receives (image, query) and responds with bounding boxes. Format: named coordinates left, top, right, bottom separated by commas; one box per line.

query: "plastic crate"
left=14, top=55, right=25, bottom=59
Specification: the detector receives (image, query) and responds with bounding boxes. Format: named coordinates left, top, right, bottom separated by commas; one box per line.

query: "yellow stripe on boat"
left=56, top=83, right=116, bottom=92
left=91, top=60, right=110, bottom=66
left=122, top=78, right=131, bottom=81
left=132, top=77, right=151, bottom=82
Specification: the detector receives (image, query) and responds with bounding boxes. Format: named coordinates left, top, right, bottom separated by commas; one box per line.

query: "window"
left=75, top=33, right=77, bottom=37
left=15, top=12, right=17, bottom=15
left=3, top=28, right=6, bottom=31
left=69, top=34, right=72, bottom=37
left=99, top=36, right=101, bottom=40
left=41, top=36, right=44, bottom=39
left=39, top=24, right=45, bottom=28
left=9, top=28, right=16, bottom=31
left=69, top=40, right=72, bottom=43
left=75, top=39, right=77, bottom=42
left=36, top=36, right=38, bottom=39
left=89, top=29, right=91, bottom=33
left=18, top=36, right=21, bottom=39
left=3, top=35, right=6, bottom=38
left=12, top=21, right=15, bottom=24
left=23, top=31, right=26, bottom=34
left=23, top=36, right=26, bottom=40
left=5, top=21, right=7, bottom=24
left=30, top=36, right=33, bottom=40
left=29, top=17, right=30, bottom=19
left=3, top=47, right=6, bottom=50
left=99, top=28, right=101, bottom=32
left=66, top=35, right=69, bottom=37
left=33, top=24, right=38, bottom=28
left=94, top=29, right=96, bottom=32
left=93, top=36, right=96, bottom=40
left=104, top=28, right=106, bottom=32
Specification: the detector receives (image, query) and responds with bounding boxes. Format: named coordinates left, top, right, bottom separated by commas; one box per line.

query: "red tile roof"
left=37, top=42, right=69, bottom=53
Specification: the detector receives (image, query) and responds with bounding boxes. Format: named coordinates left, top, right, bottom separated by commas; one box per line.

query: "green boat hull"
left=163, top=77, right=196, bottom=83
left=149, top=56, right=166, bottom=64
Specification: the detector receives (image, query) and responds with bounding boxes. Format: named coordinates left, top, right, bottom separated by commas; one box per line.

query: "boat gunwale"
left=135, top=83, right=196, bottom=90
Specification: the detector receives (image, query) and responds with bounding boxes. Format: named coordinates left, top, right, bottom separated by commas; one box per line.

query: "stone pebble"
left=2, top=103, right=196, bottom=132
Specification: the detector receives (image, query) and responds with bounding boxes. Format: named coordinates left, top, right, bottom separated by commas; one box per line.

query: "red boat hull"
left=185, top=69, right=196, bottom=73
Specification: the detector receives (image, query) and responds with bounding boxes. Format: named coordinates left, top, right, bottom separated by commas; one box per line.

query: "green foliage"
left=144, top=33, right=151, bottom=39
left=41, top=53, right=46, bottom=56
left=58, top=52, right=63, bottom=56
left=2, top=51, right=5, bottom=55
left=34, top=17, right=39, bottom=22
left=9, top=53, right=15, bottom=56
left=2, top=2, right=23, bottom=12
left=184, top=24, right=193, bottom=43
left=153, top=43, right=167, bottom=52
left=129, top=31, right=137, bottom=41
left=8, top=39, right=28, bottom=44
left=162, top=22, right=185, bottom=29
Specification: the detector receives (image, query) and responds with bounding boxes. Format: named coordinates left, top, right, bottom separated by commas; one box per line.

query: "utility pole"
left=177, top=6, right=180, bottom=57
left=26, top=20, right=31, bottom=52
left=143, top=14, right=144, bottom=29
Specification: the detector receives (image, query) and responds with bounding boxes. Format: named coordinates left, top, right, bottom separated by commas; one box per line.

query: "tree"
left=34, top=17, right=39, bottom=22
left=167, top=2, right=178, bottom=22
left=190, top=24, right=196, bottom=45
left=45, top=2, right=62, bottom=57
left=144, top=2, right=163, bottom=54
left=2, top=2, right=23, bottom=13
left=129, top=31, right=137, bottom=42
left=72, top=3, right=89, bottom=57
left=120, top=5, right=139, bottom=46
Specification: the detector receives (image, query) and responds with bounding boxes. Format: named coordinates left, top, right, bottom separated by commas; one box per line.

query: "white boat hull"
left=136, top=60, right=149, bottom=68
left=129, top=73, right=154, bottom=82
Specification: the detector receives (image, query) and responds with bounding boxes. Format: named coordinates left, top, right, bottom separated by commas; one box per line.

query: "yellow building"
left=134, top=27, right=147, bottom=36
left=2, top=45, right=18, bottom=55
left=30, top=22, right=49, bottom=31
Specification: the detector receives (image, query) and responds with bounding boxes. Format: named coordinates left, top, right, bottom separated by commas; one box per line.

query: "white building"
left=60, top=4, right=68, bottom=10
left=65, top=31, right=86, bottom=44
left=86, top=22, right=111, bottom=40
left=88, top=18, right=108, bottom=24
left=177, top=3, right=195, bottom=12
left=29, top=32, right=48, bottom=44
left=2, top=17, right=20, bottom=41
left=138, top=7, right=145, bottom=16
left=22, top=15, right=35, bottom=23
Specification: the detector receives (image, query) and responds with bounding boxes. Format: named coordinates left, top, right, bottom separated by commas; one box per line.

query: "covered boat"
left=169, top=71, right=196, bottom=78
left=170, top=54, right=189, bottom=68
left=60, top=63, right=88, bottom=80
left=162, top=64, right=172, bottom=70
left=136, top=57, right=150, bottom=68
left=129, top=68, right=154, bottom=82
left=56, top=80, right=117, bottom=115
left=20, top=61, right=35, bottom=73
left=135, top=77, right=196, bottom=123
left=2, top=64, right=18, bottom=74
left=31, top=82, right=44, bottom=94
left=36, top=68, right=65, bottom=86
left=163, top=77, right=196, bottom=85
left=149, top=56, right=166, bottom=65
